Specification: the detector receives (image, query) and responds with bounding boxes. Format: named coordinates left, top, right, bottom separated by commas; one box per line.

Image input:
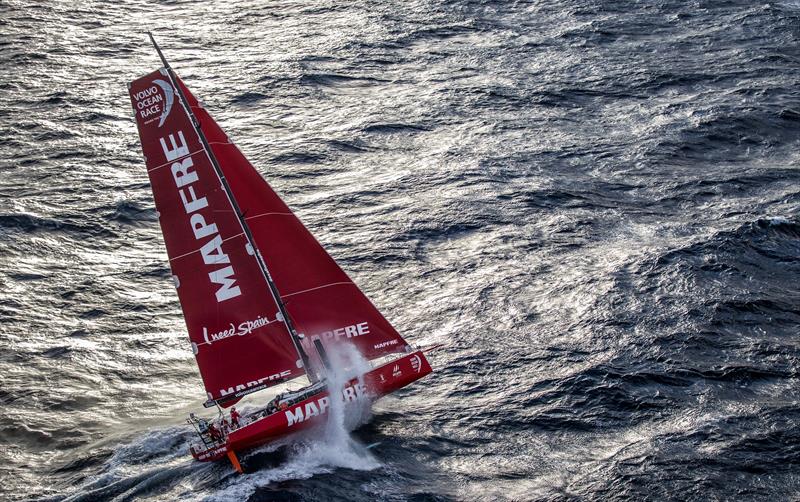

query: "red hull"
left=190, top=350, right=432, bottom=463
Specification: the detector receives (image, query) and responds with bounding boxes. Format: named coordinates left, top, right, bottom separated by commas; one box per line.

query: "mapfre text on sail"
left=160, top=131, right=242, bottom=302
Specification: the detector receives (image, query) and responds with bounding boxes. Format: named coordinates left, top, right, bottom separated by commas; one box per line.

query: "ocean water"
left=1, top=0, right=800, bottom=500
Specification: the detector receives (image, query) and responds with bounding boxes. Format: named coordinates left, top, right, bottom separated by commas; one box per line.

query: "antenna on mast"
left=147, top=32, right=171, bottom=69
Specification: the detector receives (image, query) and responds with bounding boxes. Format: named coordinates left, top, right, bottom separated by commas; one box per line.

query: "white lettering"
left=304, top=402, right=320, bottom=418
left=140, top=105, right=160, bottom=119
left=190, top=213, right=217, bottom=240
left=171, top=156, right=198, bottom=188
left=217, top=370, right=293, bottom=398
left=209, top=266, right=241, bottom=302
left=306, top=322, right=370, bottom=351
left=374, top=339, right=399, bottom=349
left=147, top=95, right=161, bottom=108
left=200, top=235, right=230, bottom=265
left=160, top=131, right=189, bottom=161
left=134, top=86, right=158, bottom=101
left=180, top=186, right=208, bottom=214
left=157, top=128, right=241, bottom=303
left=284, top=382, right=368, bottom=428
left=137, top=93, right=162, bottom=109
left=202, top=315, right=273, bottom=345
left=286, top=407, right=304, bottom=426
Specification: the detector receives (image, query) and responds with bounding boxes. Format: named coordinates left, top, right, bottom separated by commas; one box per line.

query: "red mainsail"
left=129, top=67, right=411, bottom=406
left=129, top=69, right=304, bottom=405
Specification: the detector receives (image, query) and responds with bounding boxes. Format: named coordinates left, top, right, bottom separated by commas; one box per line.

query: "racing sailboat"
left=127, top=35, right=433, bottom=472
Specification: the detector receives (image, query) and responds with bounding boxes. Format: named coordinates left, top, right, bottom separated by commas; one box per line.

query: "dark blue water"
left=1, top=0, right=799, bottom=500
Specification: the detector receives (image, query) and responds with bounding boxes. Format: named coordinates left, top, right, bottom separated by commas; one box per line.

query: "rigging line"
left=147, top=147, right=205, bottom=172
left=168, top=232, right=245, bottom=262
left=244, top=212, right=294, bottom=221
left=281, top=281, right=355, bottom=299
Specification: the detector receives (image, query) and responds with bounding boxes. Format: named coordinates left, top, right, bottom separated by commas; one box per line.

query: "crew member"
left=208, top=422, right=222, bottom=442
left=191, top=413, right=209, bottom=434
left=230, top=406, right=240, bottom=428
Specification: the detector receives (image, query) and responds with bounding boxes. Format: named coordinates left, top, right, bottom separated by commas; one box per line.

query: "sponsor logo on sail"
left=158, top=130, right=242, bottom=302
left=392, top=364, right=402, bottom=378
left=202, top=315, right=272, bottom=345
left=303, top=321, right=370, bottom=350
left=410, top=354, right=421, bottom=373
left=374, top=339, right=398, bottom=349
left=285, top=383, right=367, bottom=427
left=219, top=369, right=293, bottom=398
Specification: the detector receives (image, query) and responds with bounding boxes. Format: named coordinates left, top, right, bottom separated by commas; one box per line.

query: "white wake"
left=203, top=343, right=379, bottom=501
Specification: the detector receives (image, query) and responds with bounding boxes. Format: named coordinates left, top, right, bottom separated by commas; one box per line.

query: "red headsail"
left=174, top=77, right=411, bottom=363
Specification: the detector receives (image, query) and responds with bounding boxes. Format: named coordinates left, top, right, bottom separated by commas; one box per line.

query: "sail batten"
left=281, top=281, right=356, bottom=299
left=147, top=148, right=205, bottom=172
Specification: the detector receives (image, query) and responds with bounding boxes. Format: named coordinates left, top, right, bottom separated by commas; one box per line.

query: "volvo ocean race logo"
left=153, top=79, right=174, bottom=126
left=132, top=77, right=174, bottom=127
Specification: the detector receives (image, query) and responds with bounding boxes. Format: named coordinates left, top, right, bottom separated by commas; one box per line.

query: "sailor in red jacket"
left=207, top=422, right=222, bottom=442
left=230, top=406, right=241, bottom=429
